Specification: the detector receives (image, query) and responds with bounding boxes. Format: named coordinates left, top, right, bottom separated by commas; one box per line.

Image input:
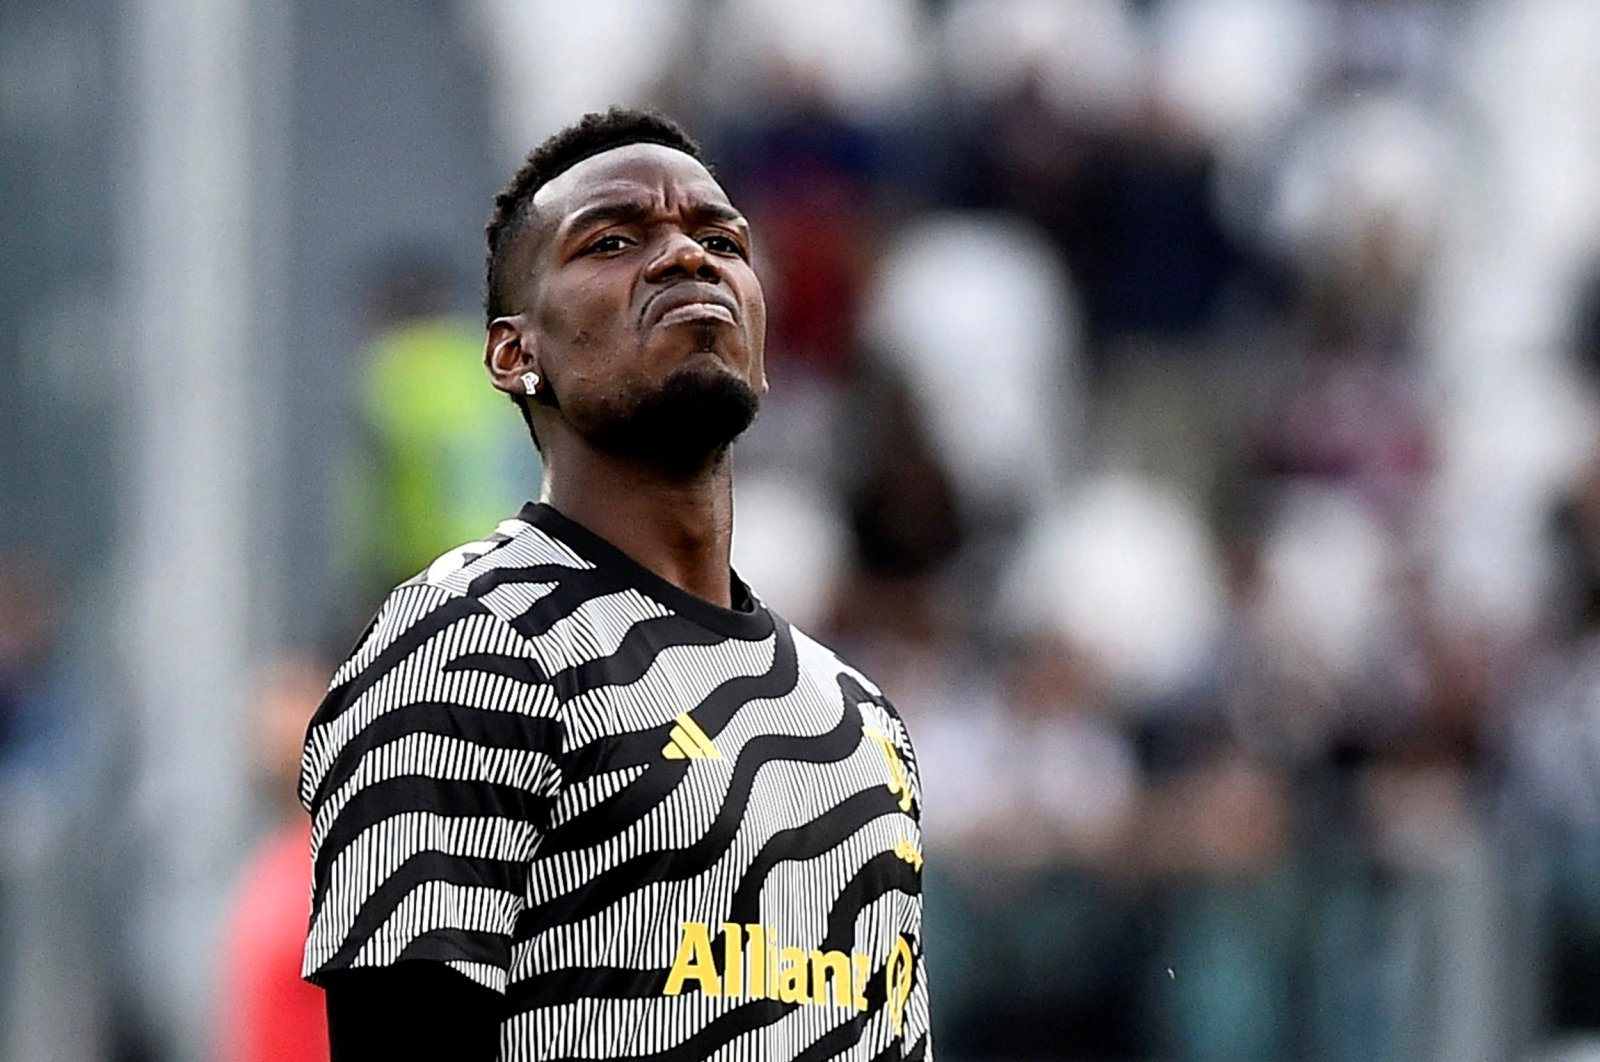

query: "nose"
left=645, top=230, right=721, bottom=284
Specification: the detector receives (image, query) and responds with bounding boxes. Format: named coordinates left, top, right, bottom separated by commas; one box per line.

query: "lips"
left=658, top=303, right=735, bottom=327
left=645, top=284, right=739, bottom=328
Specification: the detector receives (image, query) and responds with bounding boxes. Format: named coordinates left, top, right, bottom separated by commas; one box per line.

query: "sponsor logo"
left=664, top=921, right=915, bottom=1029
left=662, top=713, right=722, bottom=761
left=893, top=836, right=923, bottom=872
left=863, top=726, right=912, bottom=812
left=886, top=935, right=914, bottom=1035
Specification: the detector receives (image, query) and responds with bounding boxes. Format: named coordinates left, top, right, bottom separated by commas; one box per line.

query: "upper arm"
left=301, top=584, right=562, bottom=994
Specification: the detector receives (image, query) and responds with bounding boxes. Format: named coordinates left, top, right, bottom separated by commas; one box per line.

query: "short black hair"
left=483, top=107, right=705, bottom=324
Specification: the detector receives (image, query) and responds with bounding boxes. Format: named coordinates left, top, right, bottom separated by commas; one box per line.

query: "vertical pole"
left=119, top=0, right=286, bottom=1057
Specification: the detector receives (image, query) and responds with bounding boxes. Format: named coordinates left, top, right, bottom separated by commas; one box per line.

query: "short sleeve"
left=300, top=583, right=562, bottom=993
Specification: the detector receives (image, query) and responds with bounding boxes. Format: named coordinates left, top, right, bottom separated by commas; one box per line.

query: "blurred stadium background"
left=8, top=0, right=1600, bottom=1059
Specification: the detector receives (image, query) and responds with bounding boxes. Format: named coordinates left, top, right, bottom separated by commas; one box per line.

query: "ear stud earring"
left=520, top=371, right=541, bottom=395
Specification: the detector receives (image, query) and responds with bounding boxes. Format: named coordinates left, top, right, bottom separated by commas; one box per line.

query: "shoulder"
left=330, top=580, right=505, bottom=693
left=326, top=509, right=592, bottom=668
left=411, top=513, right=580, bottom=597
left=399, top=511, right=601, bottom=624
left=783, top=619, right=922, bottom=747
left=787, top=621, right=885, bottom=700
left=302, top=521, right=578, bottom=810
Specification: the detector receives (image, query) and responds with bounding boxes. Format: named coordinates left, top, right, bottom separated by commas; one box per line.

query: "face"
left=487, top=142, right=768, bottom=468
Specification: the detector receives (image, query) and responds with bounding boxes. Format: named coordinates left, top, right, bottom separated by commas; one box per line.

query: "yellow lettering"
left=865, top=726, right=913, bottom=812
left=722, top=923, right=743, bottom=998
left=777, top=946, right=809, bottom=1003
left=810, top=949, right=852, bottom=1007
left=768, top=930, right=780, bottom=999
left=745, top=924, right=765, bottom=998
left=664, top=921, right=720, bottom=997
left=885, top=936, right=913, bottom=1035
left=662, top=921, right=884, bottom=1014
left=852, top=953, right=871, bottom=1011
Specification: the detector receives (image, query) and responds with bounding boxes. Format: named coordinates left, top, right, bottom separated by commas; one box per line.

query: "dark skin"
left=325, top=145, right=770, bottom=1061
left=484, top=142, right=769, bottom=607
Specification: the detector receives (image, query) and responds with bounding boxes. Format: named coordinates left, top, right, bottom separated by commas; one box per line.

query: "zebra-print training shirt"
left=301, top=502, right=931, bottom=1061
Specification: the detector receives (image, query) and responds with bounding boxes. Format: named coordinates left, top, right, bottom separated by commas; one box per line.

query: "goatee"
left=588, top=364, right=760, bottom=474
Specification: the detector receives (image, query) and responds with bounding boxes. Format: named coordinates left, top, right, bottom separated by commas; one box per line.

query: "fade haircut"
left=483, top=108, right=705, bottom=324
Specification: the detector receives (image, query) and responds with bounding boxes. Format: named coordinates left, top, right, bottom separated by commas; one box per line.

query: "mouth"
left=645, top=284, right=740, bottom=329
left=656, top=302, right=736, bottom=327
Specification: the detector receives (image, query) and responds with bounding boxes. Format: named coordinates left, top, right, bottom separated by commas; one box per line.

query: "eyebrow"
left=561, top=198, right=749, bottom=242
left=564, top=200, right=650, bottom=237
left=690, top=202, right=747, bottom=226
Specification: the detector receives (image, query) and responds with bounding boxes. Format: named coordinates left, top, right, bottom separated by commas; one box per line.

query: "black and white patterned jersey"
left=301, top=502, right=931, bottom=1061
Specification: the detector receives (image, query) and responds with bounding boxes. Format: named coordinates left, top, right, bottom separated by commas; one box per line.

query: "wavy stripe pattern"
left=302, top=505, right=931, bottom=1059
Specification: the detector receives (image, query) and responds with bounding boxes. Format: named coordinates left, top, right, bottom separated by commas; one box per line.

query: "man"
left=301, top=109, right=931, bottom=1061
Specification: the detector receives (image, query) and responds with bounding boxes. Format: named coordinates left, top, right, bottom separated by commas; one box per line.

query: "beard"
left=582, top=360, right=761, bottom=474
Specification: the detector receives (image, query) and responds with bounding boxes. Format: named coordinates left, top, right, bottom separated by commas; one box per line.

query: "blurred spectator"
left=823, top=373, right=967, bottom=682
left=1075, top=91, right=1254, bottom=347
left=215, top=656, right=331, bottom=1062
left=713, top=96, right=880, bottom=379
left=948, top=0, right=1282, bottom=359
left=341, top=254, right=540, bottom=608
left=1254, top=341, right=1432, bottom=522
left=1252, top=93, right=1446, bottom=523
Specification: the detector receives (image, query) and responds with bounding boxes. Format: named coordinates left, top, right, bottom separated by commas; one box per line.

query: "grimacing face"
left=487, top=142, right=768, bottom=463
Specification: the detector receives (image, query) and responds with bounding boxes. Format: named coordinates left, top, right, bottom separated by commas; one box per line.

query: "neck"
left=540, top=447, right=738, bottom=608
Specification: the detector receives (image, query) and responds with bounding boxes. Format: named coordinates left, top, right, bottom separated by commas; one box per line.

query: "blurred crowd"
left=10, top=0, right=1600, bottom=1059
left=629, top=2, right=1600, bottom=1057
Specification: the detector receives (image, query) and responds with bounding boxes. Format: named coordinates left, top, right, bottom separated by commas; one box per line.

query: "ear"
left=485, top=315, right=536, bottom=395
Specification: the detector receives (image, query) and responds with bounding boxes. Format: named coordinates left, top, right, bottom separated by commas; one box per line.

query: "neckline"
left=517, top=502, right=775, bottom=641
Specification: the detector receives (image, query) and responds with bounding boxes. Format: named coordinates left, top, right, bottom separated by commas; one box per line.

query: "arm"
left=324, top=964, right=503, bottom=1062
left=301, top=584, right=560, bottom=1055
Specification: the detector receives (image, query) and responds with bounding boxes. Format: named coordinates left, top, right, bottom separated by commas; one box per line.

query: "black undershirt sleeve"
left=323, top=962, right=504, bottom=1062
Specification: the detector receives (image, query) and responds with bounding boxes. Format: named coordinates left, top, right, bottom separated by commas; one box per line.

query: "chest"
left=532, top=650, right=918, bottom=881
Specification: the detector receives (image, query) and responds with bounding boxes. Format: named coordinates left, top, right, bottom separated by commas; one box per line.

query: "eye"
left=582, top=233, right=634, bottom=255
left=700, top=233, right=746, bottom=257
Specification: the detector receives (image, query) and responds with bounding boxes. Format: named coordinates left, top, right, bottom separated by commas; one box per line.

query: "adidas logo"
left=663, top=713, right=722, bottom=761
